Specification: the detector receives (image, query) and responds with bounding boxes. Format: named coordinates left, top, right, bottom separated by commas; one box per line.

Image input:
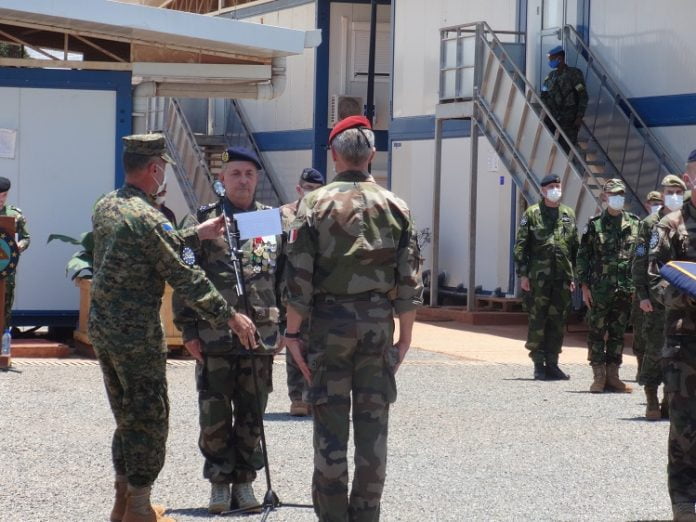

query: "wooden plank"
left=0, top=57, right=131, bottom=71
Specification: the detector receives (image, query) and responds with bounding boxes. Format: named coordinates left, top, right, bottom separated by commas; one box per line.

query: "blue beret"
left=540, top=174, right=561, bottom=187
left=688, top=149, right=696, bottom=163
left=548, top=45, right=565, bottom=57
left=221, top=146, right=262, bottom=170
left=300, top=167, right=324, bottom=185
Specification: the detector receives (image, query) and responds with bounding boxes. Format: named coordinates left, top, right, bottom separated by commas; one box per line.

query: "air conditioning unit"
left=329, top=95, right=363, bottom=126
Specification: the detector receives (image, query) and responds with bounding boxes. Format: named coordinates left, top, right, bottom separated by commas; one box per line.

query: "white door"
left=527, top=0, right=567, bottom=89
left=0, top=87, right=116, bottom=314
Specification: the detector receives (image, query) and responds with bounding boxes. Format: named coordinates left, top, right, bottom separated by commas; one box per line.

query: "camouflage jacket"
left=576, top=209, right=640, bottom=291
left=285, top=170, right=423, bottom=318
left=541, top=65, right=588, bottom=125
left=173, top=198, right=285, bottom=354
left=0, top=204, right=30, bottom=253
left=513, top=201, right=578, bottom=283
left=280, top=200, right=300, bottom=231
left=88, top=184, right=233, bottom=349
left=648, top=202, right=696, bottom=336
left=632, top=209, right=667, bottom=302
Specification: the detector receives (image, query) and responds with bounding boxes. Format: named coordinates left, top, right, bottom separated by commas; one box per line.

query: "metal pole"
left=468, top=117, right=479, bottom=312
left=430, top=118, right=443, bottom=308
left=365, top=0, right=378, bottom=126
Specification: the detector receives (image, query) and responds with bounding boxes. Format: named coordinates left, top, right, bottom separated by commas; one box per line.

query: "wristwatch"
left=284, top=330, right=301, bottom=339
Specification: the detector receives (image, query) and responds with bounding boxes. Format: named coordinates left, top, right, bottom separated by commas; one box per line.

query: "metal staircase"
left=438, top=22, right=681, bottom=227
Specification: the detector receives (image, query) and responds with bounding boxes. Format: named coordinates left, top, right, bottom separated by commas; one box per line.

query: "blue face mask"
left=548, top=59, right=560, bottom=69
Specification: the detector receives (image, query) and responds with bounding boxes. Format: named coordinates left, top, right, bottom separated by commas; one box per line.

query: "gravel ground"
left=0, top=348, right=672, bottom=521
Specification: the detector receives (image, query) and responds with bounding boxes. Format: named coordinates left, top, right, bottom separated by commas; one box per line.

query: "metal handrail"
left=562, top=24, right=681, bottom=175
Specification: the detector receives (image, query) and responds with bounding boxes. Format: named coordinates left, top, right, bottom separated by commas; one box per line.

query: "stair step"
left=585, top=160, right=605, bottom=166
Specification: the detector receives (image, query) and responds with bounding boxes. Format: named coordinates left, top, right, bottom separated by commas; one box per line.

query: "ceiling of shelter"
left=117, top=0, right=259, bottom=14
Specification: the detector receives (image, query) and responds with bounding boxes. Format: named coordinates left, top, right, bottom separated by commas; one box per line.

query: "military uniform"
left=648, top=199, right=696, bottom=516
left=279, top=200, right=308, bottom=406
left=576, top=193, right=640, bottom=388
left=173, top=196, right=283, bottom=489
left=0, top=202, right=29, bottom=329
left=541, top=65, right=588, bottom=146
left=513, top=199, right=578, bottom=372
left=286, top=166, right=423, bottom=521
left=90, top=183, right=233, bottom=488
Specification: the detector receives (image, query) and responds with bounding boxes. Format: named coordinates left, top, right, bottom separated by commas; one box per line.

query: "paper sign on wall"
left=0, top=129, right=17, bottom=159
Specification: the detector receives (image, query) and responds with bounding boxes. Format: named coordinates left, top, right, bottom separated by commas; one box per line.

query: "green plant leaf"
left=80, top=231, right=94, bottom=252
left=47, top=234, right=81, bottom=245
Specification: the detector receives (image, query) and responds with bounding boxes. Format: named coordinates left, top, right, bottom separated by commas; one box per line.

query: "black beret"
left=221, top=146, right=262, bottom=170
left=540, top=174, right=561, bottom=187
left=688, top=149, right=696, bottom=163
left=300, top=167, right=324, bottom=185
left=0, top=177, right=11, bottom=193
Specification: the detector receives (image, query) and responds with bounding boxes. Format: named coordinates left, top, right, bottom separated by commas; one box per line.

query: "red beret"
left=328, top=115, right=372, bottom=145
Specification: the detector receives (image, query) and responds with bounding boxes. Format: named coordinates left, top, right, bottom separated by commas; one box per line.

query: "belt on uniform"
left=314, top=291, right=388, bottom=304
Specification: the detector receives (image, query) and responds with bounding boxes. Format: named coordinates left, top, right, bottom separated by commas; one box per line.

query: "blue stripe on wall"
left=628, top=93, right=696, bottom=128
left=254, top=128, right=388, bottom=152
left=390, top=115, right=471, bottom=141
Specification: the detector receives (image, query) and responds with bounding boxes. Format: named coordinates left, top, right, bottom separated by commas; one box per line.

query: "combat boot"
left=111, top=477, right=165, bottom=522
left=122, top=485, right=175, bottom=522
left=589, top=364, right=606, bottom=393
left=644, top=386, right=661, bottom=421
left=605, top=363, right=632, bottom=393
left=672, top=502, right=696, bottom=521
left=545, top=363, right=570, bottom=380
left=533, top=362, right=546, bottom=380
left=208, top=483, right=230, bottom=514
left=232, top=482, right=262, bottom=513
left=290, top=400, right=310, bottom=416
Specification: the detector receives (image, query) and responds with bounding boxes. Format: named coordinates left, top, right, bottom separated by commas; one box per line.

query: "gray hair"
left=331, top=128, right=375, bottom=166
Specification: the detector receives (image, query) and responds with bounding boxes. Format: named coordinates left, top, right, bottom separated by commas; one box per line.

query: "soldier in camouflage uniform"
left=577, top=178, right=640, bottom=393
left=648, top=173, right=696, bottom=521
left=633, top=176, right=686, bottom=421
left=173, top=147, right=284, bottom=515
left=89, top=134, right=251, bottom=522
left=283, top=115, right=423, bottom=522
left=513, top=173, right=578, bottom=381
left=631, top=190, right=665, bottom=381
left=0, top=177, right=30, bottom=330
left=279, top=167, right=324, bottom=417
left=540, top=45, right=588, bottom=149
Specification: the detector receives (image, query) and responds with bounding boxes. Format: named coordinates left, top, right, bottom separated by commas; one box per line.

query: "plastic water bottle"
left=1, top=328, right=10, bottom=356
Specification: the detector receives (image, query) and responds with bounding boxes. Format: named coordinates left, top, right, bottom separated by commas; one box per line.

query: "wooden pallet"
left=475, top=296, right=523, bottom=312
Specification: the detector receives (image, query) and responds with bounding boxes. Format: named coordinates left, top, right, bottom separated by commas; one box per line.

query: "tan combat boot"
left=644, top=386, right=661, bottom=421
left=232, top=482, right=262, bottom=513
left=111, top=477, right=167, bottom=522
left=290, top=400, right=310, bottom=417
left=672, top=502, right=696, bottom=521
left=589, top=364, right=606, bottom=393
left=605, top=363, right=632, bottom=393
left=123, top=485, right=175, bottom=522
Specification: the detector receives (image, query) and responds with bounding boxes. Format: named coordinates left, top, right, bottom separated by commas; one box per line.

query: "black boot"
left=534, top=362, right=546, bottom=380
left=546, top=363, right=570, bottom=380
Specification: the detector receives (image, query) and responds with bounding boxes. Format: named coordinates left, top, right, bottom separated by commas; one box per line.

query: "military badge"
left=561, top=215, right=571, bottom=223
left=181, top=246, right=196, bottom=266
left=635, top=244, right=646, bottom=257
left=520, top=216, right=528, bottom=226
left=649, top=230, right=659, bottom=249
left=221, top=150, right=229, bottom=162
left=0, top=231, right=19, bottom=280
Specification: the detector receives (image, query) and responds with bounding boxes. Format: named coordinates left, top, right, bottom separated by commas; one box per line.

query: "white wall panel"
left=0, top=88, right=21, bottom=184
left=391, top=137, right=514, bottom=292
left=262, top=150, right=313, bottom=202
left=393, top=0, right=517, bottom=118
left=238, top=3, right=317, bottom=132
left=651, top=126, right=696, bottom=168
left=590, top=0, right=696, bottom=97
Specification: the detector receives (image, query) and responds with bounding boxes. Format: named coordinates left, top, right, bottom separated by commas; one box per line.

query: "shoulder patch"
left=520, top=215, right=528, bottom=226
left=161, top=222, right=174, bottom=232
left=649, top=230, right=659, bottom=249
left=181, top=246, right=196, bottom=266
left=561, top=215, right=571, bottom=223
left=635, top=244, right=646, bottom=257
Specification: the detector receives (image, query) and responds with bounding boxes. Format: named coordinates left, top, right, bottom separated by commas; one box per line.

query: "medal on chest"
left=249, top=236, right=278, bottom=274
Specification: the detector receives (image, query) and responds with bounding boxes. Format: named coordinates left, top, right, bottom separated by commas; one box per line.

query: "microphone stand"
left=212, top=182, right=312, bottom=520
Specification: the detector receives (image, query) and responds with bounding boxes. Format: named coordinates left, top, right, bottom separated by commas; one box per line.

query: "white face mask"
left=155, top=195, right=166, bottom=206
left=650, top=204, right=662, bottom=214
left=664, top=193, right=684, bottom=212
left=545, top=188, right=562, bottom=202
left=607, top=195, right=625, bottom=211
left=150, top=167, right=168, bottom=201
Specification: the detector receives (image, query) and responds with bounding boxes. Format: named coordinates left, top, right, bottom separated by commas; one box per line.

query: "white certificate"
left=235, top=207, right=282, bottom=240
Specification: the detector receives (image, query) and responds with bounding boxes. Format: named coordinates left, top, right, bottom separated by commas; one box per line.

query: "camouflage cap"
left=645, top=190, right=663, bottom=203
left=122, top=133, right=175, bottom=165
left=603, top=178, right=625, bottom=193
left=661, top=174, right=687, bottom=190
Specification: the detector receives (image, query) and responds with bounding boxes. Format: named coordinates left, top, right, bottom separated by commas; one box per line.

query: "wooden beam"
left=0, top=28, right=58, bottom=60
left=72, top=34, right=127, bottom=62
left=0, top=57, right=132, bottom=71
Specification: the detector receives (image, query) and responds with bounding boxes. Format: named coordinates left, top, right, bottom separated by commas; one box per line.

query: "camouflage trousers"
left=523, top=279, right=571, bottom=364
left=638, top=303, right=665, bottom=387
left=287, top=323, right=309, bottom=402
left=306, top=294, right=397, bottom=522
left=4, top=274, right=15, bottom=329
left=196, top=352, right=273, bottom=484
left=664, top=336, right=696, bottom=503
left=586, top=285, right=632, bottom=365
left=631, top=296, right=645, bottom=359
left=93, top=340, right=169, bottom=488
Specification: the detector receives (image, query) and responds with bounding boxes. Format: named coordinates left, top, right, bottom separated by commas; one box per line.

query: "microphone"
left=213, top=180, right=226, bottom=198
